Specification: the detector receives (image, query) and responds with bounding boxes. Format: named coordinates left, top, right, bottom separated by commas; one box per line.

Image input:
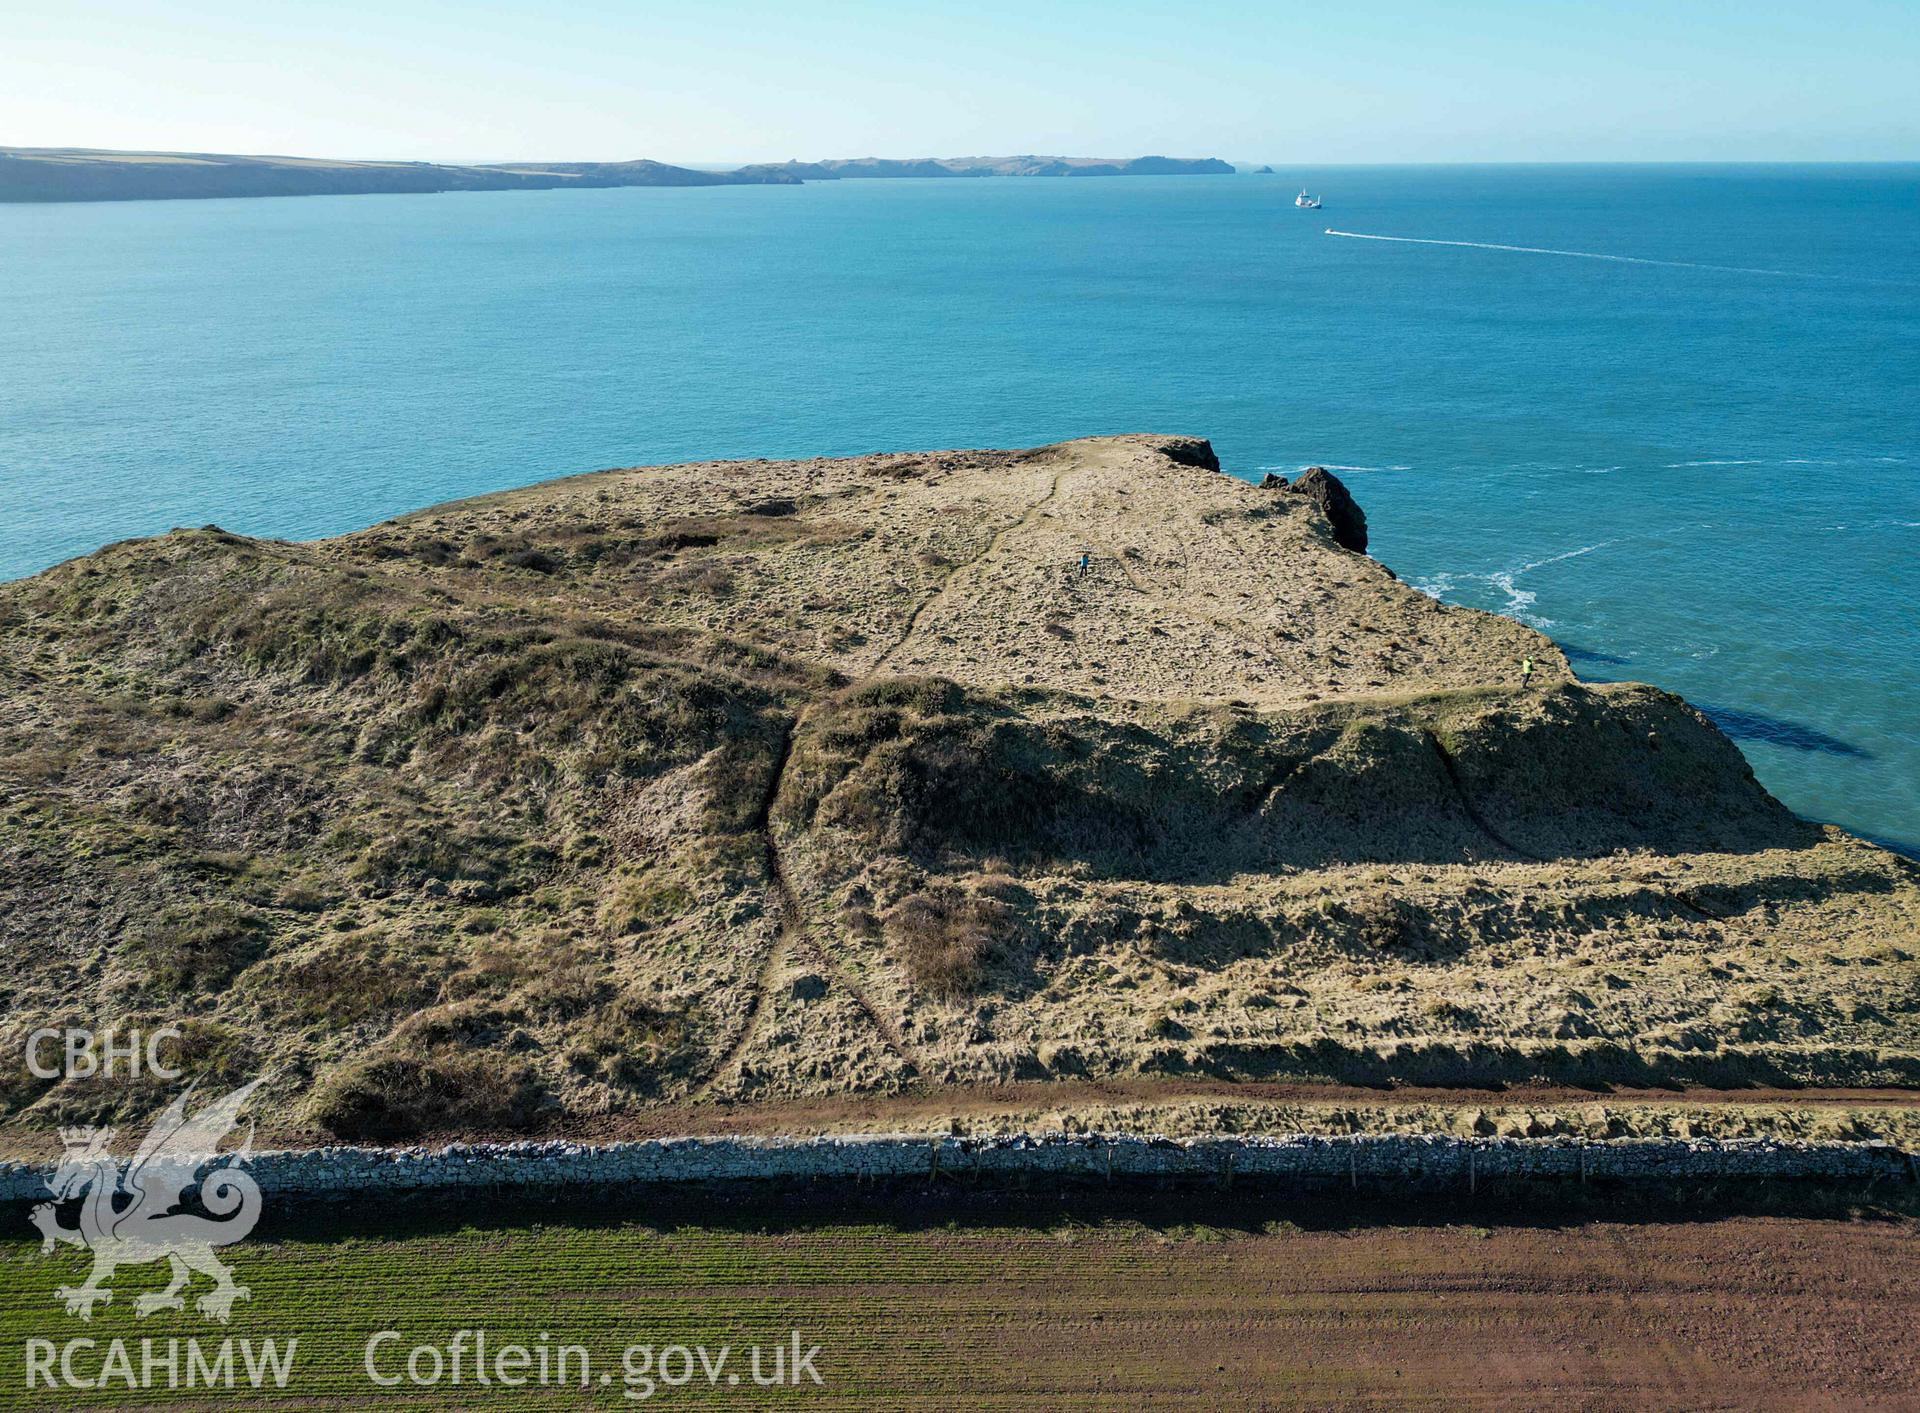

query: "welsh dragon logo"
left=31, top=1079, right=264, bottom=1322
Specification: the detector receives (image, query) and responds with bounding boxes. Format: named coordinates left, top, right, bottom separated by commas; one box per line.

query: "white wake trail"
left=1323, top=228, right=1829, bottom=280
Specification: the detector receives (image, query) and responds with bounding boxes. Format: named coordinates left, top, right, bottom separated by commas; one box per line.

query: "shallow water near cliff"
left=2, top=165, right=1915, bottom=848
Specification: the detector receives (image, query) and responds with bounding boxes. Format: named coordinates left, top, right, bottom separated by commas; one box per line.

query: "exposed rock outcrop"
left=1153, top=435, right=1220, bottom=471
left=1287, top=465, right=1369, bottom=553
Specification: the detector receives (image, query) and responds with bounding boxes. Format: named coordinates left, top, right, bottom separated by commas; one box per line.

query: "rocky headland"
left=2, top=435, right=1914, bottom=1147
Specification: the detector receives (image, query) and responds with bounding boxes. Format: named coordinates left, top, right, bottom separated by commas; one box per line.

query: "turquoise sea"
left=2, top=165, right=1915, bottom=850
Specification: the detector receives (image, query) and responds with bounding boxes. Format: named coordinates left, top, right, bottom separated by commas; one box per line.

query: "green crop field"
left=0, top=1190, right=1914, bottom=1408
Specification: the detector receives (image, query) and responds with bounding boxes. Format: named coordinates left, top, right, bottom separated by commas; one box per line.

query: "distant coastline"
left=0, top=147, right=1235, bottom=204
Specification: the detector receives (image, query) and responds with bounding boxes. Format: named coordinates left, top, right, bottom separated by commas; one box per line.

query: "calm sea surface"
left=2, top=166, right=1915, bottom=848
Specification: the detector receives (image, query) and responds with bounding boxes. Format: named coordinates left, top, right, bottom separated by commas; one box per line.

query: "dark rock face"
left=1287, top=466, right=1368, bottom=553
left=1155, top=436, right=1220, bottom=472
left=1260, top=472, right=1288, bottom=489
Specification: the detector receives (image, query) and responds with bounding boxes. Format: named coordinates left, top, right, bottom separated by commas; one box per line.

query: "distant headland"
left=0, top=147, right=1235, bottom=204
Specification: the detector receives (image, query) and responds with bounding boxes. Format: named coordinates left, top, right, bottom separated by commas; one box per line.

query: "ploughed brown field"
left=850, top=1219, right=1920, bottom=1409
left=2, top=1208, right=1914, bottom=1408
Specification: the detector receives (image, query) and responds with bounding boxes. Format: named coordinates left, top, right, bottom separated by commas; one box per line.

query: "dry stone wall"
left=3, top=1133, right=1913, bottom=1205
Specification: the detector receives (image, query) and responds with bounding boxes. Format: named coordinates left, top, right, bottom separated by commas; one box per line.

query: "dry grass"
left=883, top=886, right=1013, bottom=995
left=1, top=435, right=1914, bottom=1141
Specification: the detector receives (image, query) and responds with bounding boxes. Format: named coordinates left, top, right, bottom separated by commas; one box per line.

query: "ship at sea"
left=1295, top=188, right=1322, bottom=208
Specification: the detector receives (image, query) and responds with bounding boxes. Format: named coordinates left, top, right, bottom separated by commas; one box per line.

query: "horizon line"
left=6, top=145, right=1917, bottom=169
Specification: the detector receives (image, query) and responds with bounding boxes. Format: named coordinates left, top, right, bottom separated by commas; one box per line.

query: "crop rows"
left=0, top=1214, right=1912, bottom=1407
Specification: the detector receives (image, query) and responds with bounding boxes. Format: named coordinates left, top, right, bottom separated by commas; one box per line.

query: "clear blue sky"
left=6, top=0, right=1915, bottom=163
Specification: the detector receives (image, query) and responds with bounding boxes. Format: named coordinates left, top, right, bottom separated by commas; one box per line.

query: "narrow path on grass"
left=709, top=455, right=1079, bottom=1087
left=693, top=702, right=929, bottom=1096
left=634, top=1076, right=1920, bottom=1146
left=870, top=457, right=1066, bottom=675
left=793, top=923, right=926, bottom=1080
left=1423, top=729, right=1725, bottom=922
left=693, top=715, right=803, bottom=1098
left=690, top=462, right=1085, bottom=1096
left=1422, top=729, right=1544, bottom=863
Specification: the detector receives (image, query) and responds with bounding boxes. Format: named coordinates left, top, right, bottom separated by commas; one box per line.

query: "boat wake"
left=1323, top=229, right=1843, bottom=280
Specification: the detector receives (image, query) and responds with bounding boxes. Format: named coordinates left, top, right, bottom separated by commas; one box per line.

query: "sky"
left=4, top=0, right=1915, bottom=164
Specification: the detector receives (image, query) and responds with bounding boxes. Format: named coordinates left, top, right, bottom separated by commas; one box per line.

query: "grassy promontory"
left=2, top=435, right=1914, bottom=1145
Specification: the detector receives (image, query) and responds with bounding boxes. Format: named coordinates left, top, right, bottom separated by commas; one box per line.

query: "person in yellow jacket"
left=1521, top=655, right=1535, bottom=686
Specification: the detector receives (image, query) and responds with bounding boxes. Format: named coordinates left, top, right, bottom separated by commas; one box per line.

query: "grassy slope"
left=1, top=435, right=1915, bottom=1143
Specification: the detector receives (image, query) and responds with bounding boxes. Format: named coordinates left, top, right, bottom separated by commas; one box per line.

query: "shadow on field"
left=252, top=1177, right=1920, bottom=1248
